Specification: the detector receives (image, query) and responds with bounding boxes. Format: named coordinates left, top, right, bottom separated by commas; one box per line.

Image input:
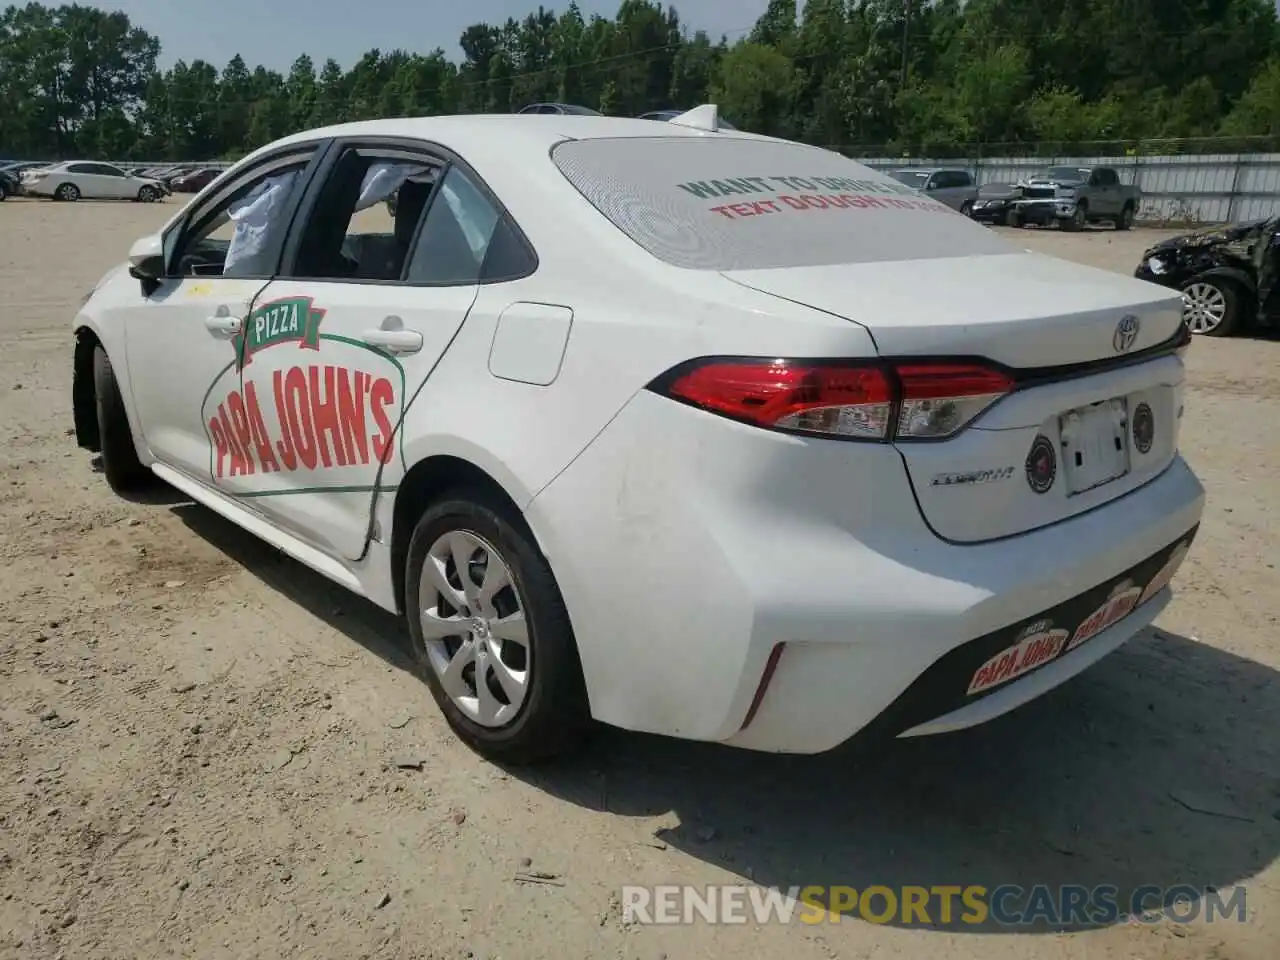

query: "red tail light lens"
left=661, top=360, right=893, bottom=439
left=654, top=358, right=1014, bottom=441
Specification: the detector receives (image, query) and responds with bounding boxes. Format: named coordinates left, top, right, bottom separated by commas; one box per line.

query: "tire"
left=92, top=346, right=151, bottom=493
left=959, top=200, right=973, bottom=217
left=1115, top=203, right=1135, bottom=231
left=1180, top=277, right=1242, bottom=338
left=137, top=185, right=158, bottom=203
left=1003, top=207, right=1020, bottom=227
left=404, top=492, right=589, bottom=764
left=55, top=182, right=80, bottom=202
left=1062, top=202, right=1087, bottom=231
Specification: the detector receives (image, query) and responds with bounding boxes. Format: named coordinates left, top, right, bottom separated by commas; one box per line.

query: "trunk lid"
left=722, top=252, right=1188, bottom=543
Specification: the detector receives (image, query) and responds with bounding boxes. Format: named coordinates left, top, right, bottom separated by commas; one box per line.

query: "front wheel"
left=1062, top=203, right=1087, bottom=231
left=959, top=200, right=973, bottom=217
left=1115, top=204, right=1135, bottom=230
left=92, top=346, right=152, bottom=492
left=404, top=493, right=589, bottom=764
left=137, top=185, right=158, bottom=203
left=1181, top=278, right=1241, bottom=337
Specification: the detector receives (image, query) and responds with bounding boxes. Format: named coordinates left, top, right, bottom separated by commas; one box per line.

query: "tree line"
left=2, top=0, right=1280, bottom=162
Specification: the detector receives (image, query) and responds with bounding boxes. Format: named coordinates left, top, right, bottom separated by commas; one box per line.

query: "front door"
left=124, top=145, right=324, bottom=490
left=239, top=143, right=508, bottom=559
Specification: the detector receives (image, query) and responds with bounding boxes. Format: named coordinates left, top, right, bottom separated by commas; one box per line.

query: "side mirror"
left=128, top=233, right=164, bottom=294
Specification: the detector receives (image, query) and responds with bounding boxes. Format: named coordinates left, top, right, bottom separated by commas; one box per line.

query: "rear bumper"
left=526, top=391, right=1205, bottom=753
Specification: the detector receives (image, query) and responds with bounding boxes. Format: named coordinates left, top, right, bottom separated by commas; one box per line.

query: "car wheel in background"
left=1116, top=204, right=1135, bottom=230
left=1004, top=207, right=1019, bottom=227
left=960, top=200, right=973, bottom=217
left=404, top=492, right=589, bottom=764
left=54, top=182, right=80, bottom=202
left=92, top=346, right=152, bottom=493
left=1181, top=278, right=1240, bottom=338
left=137, top=185, right=159, bottom=202
left=1062, top=203, right=1087, bottom=231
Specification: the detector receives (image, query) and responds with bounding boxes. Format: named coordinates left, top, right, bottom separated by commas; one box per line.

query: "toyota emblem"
left=1113, top=314, right=1140, bottom=353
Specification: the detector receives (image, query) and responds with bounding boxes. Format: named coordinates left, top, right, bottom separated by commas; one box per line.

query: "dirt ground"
left=1, top=200, right=1277, bottom=960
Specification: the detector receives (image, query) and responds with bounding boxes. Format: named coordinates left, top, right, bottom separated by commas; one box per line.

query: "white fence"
left=857, top=153, right=1280, bottom=224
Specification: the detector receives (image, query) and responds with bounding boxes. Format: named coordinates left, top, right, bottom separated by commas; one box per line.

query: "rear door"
left=233, top=139, right=521, bottom=559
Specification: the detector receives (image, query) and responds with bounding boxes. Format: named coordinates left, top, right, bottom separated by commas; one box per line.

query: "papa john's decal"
left=200, top=296, right=406, bottom=493
left=964, top=534, right=1195, bottom=699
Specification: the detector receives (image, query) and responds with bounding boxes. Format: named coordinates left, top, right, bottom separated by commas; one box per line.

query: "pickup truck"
left=1013, top=165, right=1141, bottom=231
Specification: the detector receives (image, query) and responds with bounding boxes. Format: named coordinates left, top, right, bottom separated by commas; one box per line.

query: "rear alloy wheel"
left=55, top=182, right=80, bottom=202
left=137, top=185, right=158, bottom=203
left=1181, top=279, right=1240, bottom=337
left=1116, top=204, right=1135, bottom=230
left=405, top=495, right=588, bottom=764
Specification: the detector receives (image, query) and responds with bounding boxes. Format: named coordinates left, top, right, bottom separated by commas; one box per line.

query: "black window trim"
left=275, top=134, right=539, bottom=289
left=164, top=140, right=333, bottom=280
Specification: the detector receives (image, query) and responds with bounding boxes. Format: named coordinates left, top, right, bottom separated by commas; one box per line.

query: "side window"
left=1101, top=169, right=1119, bottom=186
left=405, top=166, right=502, bottom=285
left=953, top=171, right=973, bottom=187
left=98, top=164, right=125, bottom=177
left=66, top=163, right=93, bottom=174
left=170, top=159, right=310, bottom=279
left=288, top=147, right=440, bottom=282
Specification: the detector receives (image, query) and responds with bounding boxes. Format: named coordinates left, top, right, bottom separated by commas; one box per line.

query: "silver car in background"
left=888, top=168, right=979, bottom=215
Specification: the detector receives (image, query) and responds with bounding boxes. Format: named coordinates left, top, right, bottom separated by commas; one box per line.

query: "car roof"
left=256, top=113, right=768, bottom=168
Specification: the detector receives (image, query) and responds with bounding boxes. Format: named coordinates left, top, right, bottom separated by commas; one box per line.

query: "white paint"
left=78, top=113, right=1208, bottom=755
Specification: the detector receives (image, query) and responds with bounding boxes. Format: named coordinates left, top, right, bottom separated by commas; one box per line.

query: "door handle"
left=204, top=315, right=242, bottom=336
left=363, top=315, right=422, bottom=354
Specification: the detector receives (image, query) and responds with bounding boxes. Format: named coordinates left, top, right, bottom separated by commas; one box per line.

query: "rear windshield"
left=552, top=137, right=1011, bottom=270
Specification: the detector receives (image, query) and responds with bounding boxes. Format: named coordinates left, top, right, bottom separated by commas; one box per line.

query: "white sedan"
left=71, top=107, right=1204, bottom=764
left=24, top=161, right=166, bottom=202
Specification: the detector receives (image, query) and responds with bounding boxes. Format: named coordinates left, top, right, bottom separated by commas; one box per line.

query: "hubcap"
left=418, top=530, right=530, bottom=728
left=1182, top=282, right=1227, bottom=334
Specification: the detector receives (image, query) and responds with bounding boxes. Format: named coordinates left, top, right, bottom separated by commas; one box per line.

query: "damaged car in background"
left=968, top=182, right=1023, bottom=226
left=1135, top=217, right=1280, bottom=337
left=1014, top=165, right=1140, bottom=232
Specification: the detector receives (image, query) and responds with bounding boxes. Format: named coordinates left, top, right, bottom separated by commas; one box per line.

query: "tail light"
left=651, top=358, right=1014, bottom=442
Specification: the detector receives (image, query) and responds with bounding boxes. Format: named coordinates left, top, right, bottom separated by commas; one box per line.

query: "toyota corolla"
left=70, top=106, right=1204, bottom=763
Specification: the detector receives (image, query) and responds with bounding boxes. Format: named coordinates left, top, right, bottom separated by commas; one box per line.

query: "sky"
left=106, top=0, right=779, bottom=72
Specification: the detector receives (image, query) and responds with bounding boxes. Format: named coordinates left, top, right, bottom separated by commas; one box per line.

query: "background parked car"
left=888, top=168, right=978, bottom=214
left=1134, top=217, right=1280, bottom=338
left=968, top=182, right=1023, bottom=225
left=637, top=108, right=739, bottom=130
left=164, top=167, right=196, bottom=185
left=516, top=102, right=601, bottom=115
left=169, top=167, right=222, bottom=193
left=22, top=161, right=166, bottom=202
left=0, top=166, right=20, bottom=199
left=1014, top=165, right=1141, bottom=231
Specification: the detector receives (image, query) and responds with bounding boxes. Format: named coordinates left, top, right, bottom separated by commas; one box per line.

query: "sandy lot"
left=1, top=200, right=1277, bottom=960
